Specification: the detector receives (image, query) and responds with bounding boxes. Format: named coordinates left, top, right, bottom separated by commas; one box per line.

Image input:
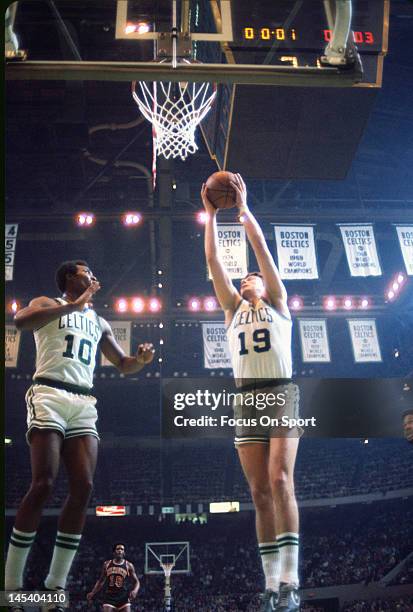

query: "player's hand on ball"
left=200, top=183, right=217, bottom=215
left=229, top=173, right=248, bottom=211
left=136, top=343, right=155, bottom=365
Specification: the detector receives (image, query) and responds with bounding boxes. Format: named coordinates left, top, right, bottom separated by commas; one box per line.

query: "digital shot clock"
left=230, top=0, right=387, bottom=54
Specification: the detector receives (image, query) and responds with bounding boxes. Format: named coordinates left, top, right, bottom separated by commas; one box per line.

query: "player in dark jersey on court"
left=4, top=261, right=154, bottom=611
left=202, top=176, right=302, bottom=611
left=87, top=543, right=139, bottom=611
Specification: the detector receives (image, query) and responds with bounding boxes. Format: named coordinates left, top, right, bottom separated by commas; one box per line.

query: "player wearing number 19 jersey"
left=5, top=261, right=154, bottom=612
left=202, top=176, right=301, bottom=612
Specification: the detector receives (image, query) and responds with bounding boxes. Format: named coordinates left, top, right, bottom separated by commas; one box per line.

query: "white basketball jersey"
left=227, top=298, right=292, bottom=382
left=33, top=298, right=105, bottom=389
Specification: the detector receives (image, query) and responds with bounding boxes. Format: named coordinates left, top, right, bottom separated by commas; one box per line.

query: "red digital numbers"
left=324, top=29, right=375, bottom=45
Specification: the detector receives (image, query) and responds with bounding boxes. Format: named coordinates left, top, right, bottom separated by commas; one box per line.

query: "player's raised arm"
left=99, top=319, right=155, bottom=374
left=87, top=560, right=108, bottom=602
left=201, top=183, right=241, bottom=322
left=14, top=281, right=100, bottom=330
left=230, top=174, right=289, bottom=318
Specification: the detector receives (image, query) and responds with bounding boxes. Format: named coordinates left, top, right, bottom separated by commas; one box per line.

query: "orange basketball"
left=205, top=171, right=237, bottom=209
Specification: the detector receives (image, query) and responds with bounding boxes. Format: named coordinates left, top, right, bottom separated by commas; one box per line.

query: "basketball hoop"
left=160, top=560, right=175, bottom=579
left=132, top=62, right=216, bottom=186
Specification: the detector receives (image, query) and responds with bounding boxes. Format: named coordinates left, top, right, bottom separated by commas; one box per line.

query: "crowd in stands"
left=6, top=499, right=411, bottom=610
left=5, top=438, right=412, bottom=508
left=342, top=598, right=413, bottom=612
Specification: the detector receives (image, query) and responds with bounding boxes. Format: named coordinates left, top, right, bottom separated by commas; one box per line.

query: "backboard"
left=6, top=1, right=389, bottom=87
left=145, top=541, right=190, bottom=574
left=4, top=0, right=390, bottom=179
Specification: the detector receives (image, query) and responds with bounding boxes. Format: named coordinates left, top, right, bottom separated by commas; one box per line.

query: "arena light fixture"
left=289, top=297, right=303, bottom=311
left=387, top=290, right=395, bottom=301
left=397, top=273, right=405, bottom=284
left=10, top=299, right=20, bottom=313
left=197, top=211, right=208, bottom=224
left=204, top=297, right=218, bottom=311
left=122, top=212, right=142, bottom=226
left=149, top=297, right=161, bottom=312
left=343, top=297, right=353, bottom=310
left=125, top=21, right=151, bottom=35
left=131, top=297, right=145, bottom=313
left=76, top=212, right=95, bottom=227
left=324, top=296, right=337, bottom=311
left=360, top=298, right=370, bottom=309
left=115, top=298, right=128, bottom=313
left=189, top=298, right=201, bottom=311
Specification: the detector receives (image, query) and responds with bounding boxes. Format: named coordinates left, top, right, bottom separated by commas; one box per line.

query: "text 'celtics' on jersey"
left=227, top=298, right=292, bottom=382
left=33, top=298, right=108, bottom=389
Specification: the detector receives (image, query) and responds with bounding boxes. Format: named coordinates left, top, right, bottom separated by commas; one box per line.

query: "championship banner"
left=395, top=225, right=413, bottom=275
left=339, top=224, right=382, bottom=277
left=5, top=223, right=18, bottom=281
left=348, top=319, right=382, bottom=363
left=101, top=321, right=131, bottom=366
left=273, top=225, right=319, bottom=280
left=298, top=319, right=331, bottom=363
left=202, top=322, right=232, bottom=369
left=5, top=325, right=21, bottom=368
left=208, top=224, right=248, bottom=280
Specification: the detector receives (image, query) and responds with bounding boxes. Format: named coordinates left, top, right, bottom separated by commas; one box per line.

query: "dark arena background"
left=4, top=1, right=413, bottom=611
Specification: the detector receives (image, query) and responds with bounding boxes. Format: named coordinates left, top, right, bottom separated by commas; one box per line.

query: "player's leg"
left=268, top=436, right=300, bottom=608
left=5, top=430, right=63, bottom=590
left=237, top=443, right=281, bottom=601
left=44, top=435, right=98, bottom=591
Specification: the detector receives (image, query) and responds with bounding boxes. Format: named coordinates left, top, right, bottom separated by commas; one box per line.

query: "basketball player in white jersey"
left=202, top=177, right=301, bottom=611
left=87, top=543, right=140, bottom=610
left=5, top=261, right=154, bottom=611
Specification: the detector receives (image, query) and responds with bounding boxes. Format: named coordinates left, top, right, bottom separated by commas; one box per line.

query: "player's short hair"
left=402, top=408, right=413, bottom=418
left=243, top=271, right=263, bottom=280
left=112, top=542, right=126, bottom=553
left=55, top=260, right=90, bottom=293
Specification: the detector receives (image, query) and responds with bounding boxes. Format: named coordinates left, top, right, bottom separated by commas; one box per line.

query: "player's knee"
left=30, top=476, right=55, bottom=501
left=69, top=478, right=94, bottom=502
left=270, top=470, right=294, bottom=498
left=250, top=484, right=273, bottom=510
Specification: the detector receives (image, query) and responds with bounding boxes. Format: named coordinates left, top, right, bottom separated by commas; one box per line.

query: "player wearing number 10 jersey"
left=87, top=543, right=140, bottom=610
left=5, top=261, right=154, bottom=612
left=202, top=176, right=301, bottom=612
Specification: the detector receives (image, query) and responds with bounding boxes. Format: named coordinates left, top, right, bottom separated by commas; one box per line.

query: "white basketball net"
left=131, top=62, right=216, bottom=185
left=160, top=561, right=175, bottom=579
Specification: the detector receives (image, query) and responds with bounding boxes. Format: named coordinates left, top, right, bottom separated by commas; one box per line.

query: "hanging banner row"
left=5, top=318, right=382, bottom=369
left=202, top=318, right=382, bottom=368
left=211, top=223, right=413, bottom=280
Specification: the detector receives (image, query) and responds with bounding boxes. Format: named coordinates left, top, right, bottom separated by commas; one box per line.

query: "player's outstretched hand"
left=229, top=173, right=248, bottom=212
left=73, top=280, right=101, bottom=311
left=201, top=183, right=217, bottom=216
left=86, top=592, right=94, bottom=603
left=136, top=343, right=155, bottom=365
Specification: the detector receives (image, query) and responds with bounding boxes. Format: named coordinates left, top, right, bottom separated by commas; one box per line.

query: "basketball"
left=205, top=171, right=238, bottom=209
